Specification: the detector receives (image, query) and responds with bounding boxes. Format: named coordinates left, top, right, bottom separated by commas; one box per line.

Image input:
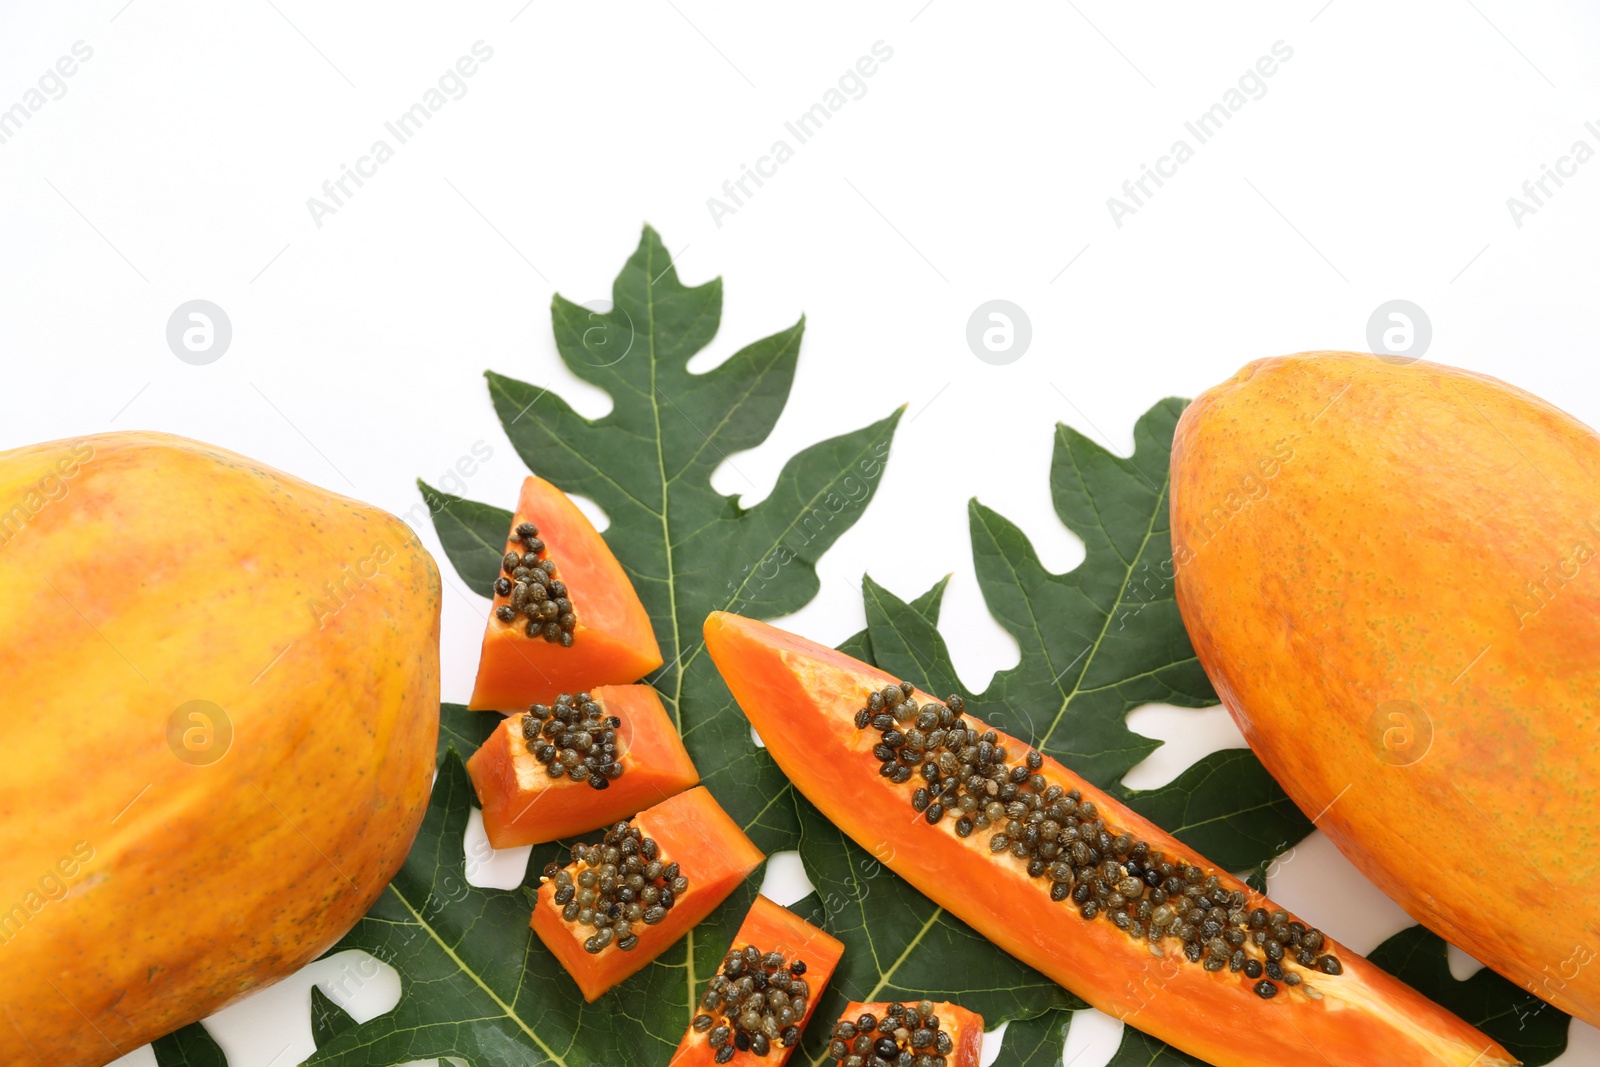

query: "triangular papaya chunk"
left=466, top=684, right=698, bottom=848
left=530, top=786, right=763, bottom=1002
left=468, top=476, right=661, bottom=710
left=671, top=895, right=843, bottom=1065
left=703, top=611, right=1517, bottom=1067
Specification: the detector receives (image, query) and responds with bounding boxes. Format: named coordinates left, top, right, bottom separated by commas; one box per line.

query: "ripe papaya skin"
left=469, top=476, right=662, bottom=710
left=0, top=432, right=440, bottom=1067
left=828, top=1002, right=985, bottom=1067
left=1171, top=351, right=1600, bottom=1026
left=670, top=894, right=844, bottom=1066
left=466, top=683, right=699, bottom=848
left=530, top=785, right=764, bottom=1002
left=705, top=611, right=1516, bottom=1067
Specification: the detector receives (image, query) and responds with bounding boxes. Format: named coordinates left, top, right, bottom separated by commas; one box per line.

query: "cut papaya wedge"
left=825, top=1001, right=985, bottom=1066
left=530, top=785, right=763, bottom=1002
left=671, top=894, right=844, bottom=1065
left=704, top=611, right=1518, bottom=1067
left=466, top=684, right=699, bottom=848
left=469, top=476, right=662, bottom=710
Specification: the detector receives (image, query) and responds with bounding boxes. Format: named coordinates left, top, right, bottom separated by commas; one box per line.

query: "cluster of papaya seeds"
left=689, top=945, right=811, bottom=1061
left=541, top=820, right=688, bottom=954
left=829, top=1001, right=957, bottom=1067
left=854, top=681, right=1340, bottom=1000
left=494, top=520, right=578, bottom=645
left=519, top=692, right=624, bottom=789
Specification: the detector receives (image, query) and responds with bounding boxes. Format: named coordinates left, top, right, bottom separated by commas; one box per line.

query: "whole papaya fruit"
left=0, top=432, right=440, bottom=1065
left=1171, top=352, right=1600, bottom=1026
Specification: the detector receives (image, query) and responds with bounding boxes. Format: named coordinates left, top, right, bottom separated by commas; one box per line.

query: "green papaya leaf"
left=436, top=701, right=498, bottom=767
left=994, top=1012, right=1209, bottom=1067
left=837, top=574, right=949, bottom=665
left=421, top=225, right=900, bottom=853
left=150, top=1023, right=227, bottom=1067
left=1120, top=749, right=1313, bottom=870
left=295, top=227, right=899, bottom=1064
left=988, top=1012, right=1076, bottom=1066
left=309, top=986, right=358, bottom=1048
left=414, top=483, right=513, bottom=598
left=966, top=400, right=1215, bottom=788
left=859, top=574, right=970, bottom=703
left=992, top=1012, right=1208, bottom=1067
left=1103, top=1026, right=1208, bottom=1066
left=793, top=403, right=1319, bottom=1066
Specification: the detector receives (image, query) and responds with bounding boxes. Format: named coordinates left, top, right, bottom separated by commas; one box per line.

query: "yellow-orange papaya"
left=0, top=432, right=440, bottom=1066
left=1172, top=352, right=1600, bottom=1026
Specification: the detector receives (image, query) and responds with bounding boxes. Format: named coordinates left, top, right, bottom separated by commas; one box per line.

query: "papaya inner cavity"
left=539, top=821, right=688, bottom=954
left=854, top=681, right=1342, bottom=1001
left=829, top=1000, right=956, bottom=1065
left=494, top=520, right=578, bottom=646
left=691, top=945, right=811, bottom=1061
left=521, top=691, right=624, bottom=790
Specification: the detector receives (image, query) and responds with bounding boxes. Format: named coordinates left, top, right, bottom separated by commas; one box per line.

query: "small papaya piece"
left=530, top=786, right=763, bottom=1002
left=466, top=684, right=698, bottom=848
left=469, top=476, right=661, bottom=710
left=824, top=1002, right=985, bottom=1066
left=671, top=895, right=844, bottom=1065
left=705, top=611, right=1518, bottom=1067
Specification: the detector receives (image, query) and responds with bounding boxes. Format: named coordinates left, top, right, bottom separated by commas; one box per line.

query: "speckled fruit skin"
left=1172, top=352, right=1600, bottom=1027
left=0, top=432, right=440, bottom=1067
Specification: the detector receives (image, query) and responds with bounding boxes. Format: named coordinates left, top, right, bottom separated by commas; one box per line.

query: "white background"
left=3, top=1, right=1598, bottom=1064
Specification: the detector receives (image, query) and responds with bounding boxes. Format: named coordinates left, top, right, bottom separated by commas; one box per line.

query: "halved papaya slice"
left=469, top=476, right=662, bottom=710
left=704, top=611, right=1518, bottom=1067
left=530, top=785, right=763, bottom=1002
left=466, top=684, right=699, bottom=848
left=671, top=894, right=844, bottom=1065
left=825, top=1001, right=985, bottom=1067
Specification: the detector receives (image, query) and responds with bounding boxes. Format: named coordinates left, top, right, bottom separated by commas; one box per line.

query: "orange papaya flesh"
left=469, top=476, right=662, bottom=710
left=826, top=1002, right=985, bottom=1067
left=670, top=894, right=844, bottom=1065
left=704, top=611, right=1517, bottom=1067
left=530, top=785, right=763, bottom=1002
left=467, top=684, right=699, bottom=848
left=1170, top=353, right=1600, bottom=1026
